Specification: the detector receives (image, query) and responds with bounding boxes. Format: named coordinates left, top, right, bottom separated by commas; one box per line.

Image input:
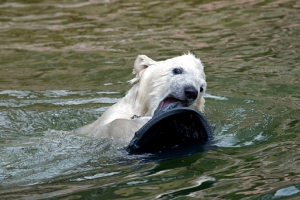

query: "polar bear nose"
left=184, top=86, right=198, bottom=101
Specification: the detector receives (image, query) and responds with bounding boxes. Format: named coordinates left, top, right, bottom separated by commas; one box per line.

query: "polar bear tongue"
left=156, top=97, right=187, bottom=112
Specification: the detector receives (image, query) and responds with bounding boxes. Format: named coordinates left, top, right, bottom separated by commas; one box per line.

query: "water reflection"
left=0, top=0, right=300, bottom=199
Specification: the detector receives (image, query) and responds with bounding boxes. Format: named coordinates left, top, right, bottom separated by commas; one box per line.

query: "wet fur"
left=75, top=53, right=207, bottom=143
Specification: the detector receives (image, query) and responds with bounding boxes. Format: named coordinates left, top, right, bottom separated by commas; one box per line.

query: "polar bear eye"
left=173, top=68, right=183, bottom=75
left=200, top=87, right=204, bottom=93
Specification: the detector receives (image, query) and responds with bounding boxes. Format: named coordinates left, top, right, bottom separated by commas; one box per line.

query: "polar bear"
left=75, top=53, right=207, bottom=144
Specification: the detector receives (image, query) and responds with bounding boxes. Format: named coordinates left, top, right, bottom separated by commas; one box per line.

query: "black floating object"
left=127, top=104, right=214, bottom=157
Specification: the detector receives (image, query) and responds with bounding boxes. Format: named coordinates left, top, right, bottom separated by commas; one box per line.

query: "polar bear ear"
left=130, top=55, right=155, bottom=84
left=133, top=55, right=155, bottom=74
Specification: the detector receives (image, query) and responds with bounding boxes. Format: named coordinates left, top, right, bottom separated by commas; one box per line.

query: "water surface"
left=0, top=0, right=300, bottom=199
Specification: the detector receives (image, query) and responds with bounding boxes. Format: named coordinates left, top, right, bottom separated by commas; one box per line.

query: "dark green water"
left=0, top=0, right=299, bottom=199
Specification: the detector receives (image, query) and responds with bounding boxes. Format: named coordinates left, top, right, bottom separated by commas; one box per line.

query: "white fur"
left=75, top=53, right=207, bottom=143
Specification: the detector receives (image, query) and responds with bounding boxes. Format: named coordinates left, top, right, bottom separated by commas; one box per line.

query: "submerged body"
left=75, top=53, right=207, bottom=143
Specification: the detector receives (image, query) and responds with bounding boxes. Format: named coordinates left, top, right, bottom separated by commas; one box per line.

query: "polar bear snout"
left=184, top=86, right=198, bottom=101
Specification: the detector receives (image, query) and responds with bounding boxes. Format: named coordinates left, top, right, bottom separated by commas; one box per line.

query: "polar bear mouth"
left=156, top=97, right=188, bottom=112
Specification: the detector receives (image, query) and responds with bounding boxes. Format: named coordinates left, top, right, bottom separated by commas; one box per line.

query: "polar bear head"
left=129, top=53, right=207, bottom=116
